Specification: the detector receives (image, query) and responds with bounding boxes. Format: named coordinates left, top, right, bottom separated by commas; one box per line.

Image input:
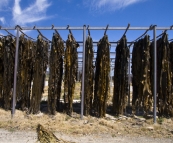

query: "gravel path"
left=0, top=129, right=172, bottom=143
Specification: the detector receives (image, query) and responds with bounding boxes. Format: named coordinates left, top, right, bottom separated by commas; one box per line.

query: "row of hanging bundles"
left=0, top=32, right=173, bottom=118
left=132, top=33, right=173, bottom=117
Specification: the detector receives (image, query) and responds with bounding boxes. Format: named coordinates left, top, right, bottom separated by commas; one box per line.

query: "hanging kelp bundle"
left=64, top=33, right=79, bottom=115
left=140, top=35, right=152, bottom=115
left=131, top=39, right=143, bottom=114
left=0, top=37, right=4, bottom=106
left=93, top=35, right=110, bottom=117
left=169, top=41, right=173, bottom=116
left=3, top=36, right=15, bottom=110
left=132, top=35, right=152, bottom=115
left=16, top=35, right=34, bottom=111
left=48, top=33, right=64, bottom=115
left=29, top=35, right=48, bottom=114
left=26, top=39, right=35, bottom=109
left=113, top=35, right=129, bottom=115
left=83, top=35, right=94, bottom=116
left=154, top=33, right=172, bottom=117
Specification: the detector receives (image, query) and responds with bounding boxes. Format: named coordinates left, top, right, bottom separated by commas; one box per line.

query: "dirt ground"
left=0, top=108, right=173, bottom=143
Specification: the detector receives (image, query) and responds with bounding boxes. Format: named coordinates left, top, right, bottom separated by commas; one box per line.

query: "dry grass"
left=1, top=82, right=173, bottom=139
left=0, top=108, right=173, bottom=139
left=42, top=81, right=116, bottom=104
left=42, top=82, right=82, bottom=100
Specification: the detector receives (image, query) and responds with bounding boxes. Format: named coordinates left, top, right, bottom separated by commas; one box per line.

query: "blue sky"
left=0, top=0, right=173, bottom=70
left=0, top=0, right=173, bottom=40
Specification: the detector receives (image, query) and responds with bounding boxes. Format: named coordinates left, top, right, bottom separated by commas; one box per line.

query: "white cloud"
left=12, top=0, right=51, bottom=25
left=0, top=0, right=9, bottom=11
left=0, top=17, right=5, bottom=24
left=84, top=0, right=146, bottom=12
